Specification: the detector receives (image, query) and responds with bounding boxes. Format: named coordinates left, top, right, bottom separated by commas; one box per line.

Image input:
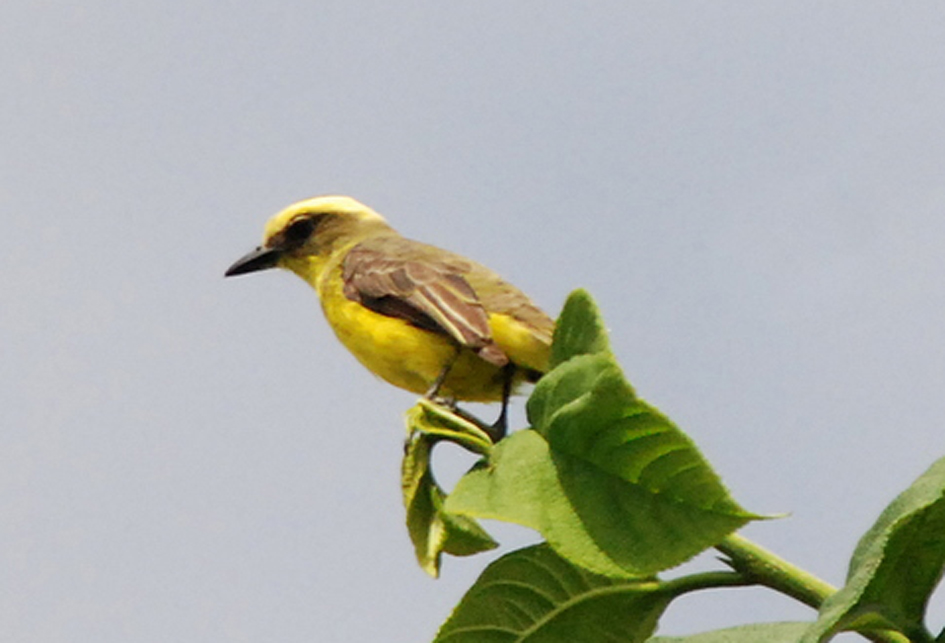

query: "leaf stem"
left=659, top=570, right=754, bottom=596
left=716, top=533, right=835, bottom=609
left=716, top=533, right=911, bottom=643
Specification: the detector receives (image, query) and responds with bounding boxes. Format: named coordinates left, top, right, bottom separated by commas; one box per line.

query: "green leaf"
left=403, top=403, right=498, bottom=577
left=406, top=398, right=495, bottom=455
left=446, top=426, right=753, bottom=577
left=550, top=289, right=612, bottom=368
left=447, top=430, right=641, bottom=578
left=529, top=352, right=746, bottom=514
left=434, top=544, right=672, bottom=643
left=648, top=622, right=813, bottom=642
left=802, top=457, right=945, bottom=643
left=523, top=350, right=755, bottom=574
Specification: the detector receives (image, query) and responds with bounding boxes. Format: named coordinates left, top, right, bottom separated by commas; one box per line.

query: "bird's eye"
left=284, top=217, right=316, bottom=246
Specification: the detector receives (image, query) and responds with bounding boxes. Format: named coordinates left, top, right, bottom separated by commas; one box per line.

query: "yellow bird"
left=225, top=195, right=554, bottom=438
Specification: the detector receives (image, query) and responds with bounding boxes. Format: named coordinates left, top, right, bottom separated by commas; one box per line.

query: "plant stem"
left=716, top=533, right=835, bottom=609
left=716, top=533, right=911, bottom=643
left=660, top=570, right=754, bottom=596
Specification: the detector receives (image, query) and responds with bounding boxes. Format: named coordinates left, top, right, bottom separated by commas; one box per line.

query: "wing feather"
left=342, top=239, right=509, bottom=367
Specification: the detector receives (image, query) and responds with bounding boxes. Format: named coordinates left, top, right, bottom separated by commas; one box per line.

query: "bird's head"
left=225, top=195, right=393, bottom=278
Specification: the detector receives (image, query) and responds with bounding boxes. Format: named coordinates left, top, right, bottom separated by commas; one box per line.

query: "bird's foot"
left=425, top=392, right=458, bottom=411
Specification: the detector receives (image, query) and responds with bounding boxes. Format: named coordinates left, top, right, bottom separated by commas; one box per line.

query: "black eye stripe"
left=283, top=216, right=317, bottom=246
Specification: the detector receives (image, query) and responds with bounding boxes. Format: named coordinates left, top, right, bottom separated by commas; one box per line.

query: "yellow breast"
left=319, top=265, right=524, bottom=401
left=276, top=242, right=550, bottom=402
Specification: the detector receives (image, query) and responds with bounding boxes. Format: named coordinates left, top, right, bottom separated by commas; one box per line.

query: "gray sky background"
left=3, top=3, right=945, bottom=641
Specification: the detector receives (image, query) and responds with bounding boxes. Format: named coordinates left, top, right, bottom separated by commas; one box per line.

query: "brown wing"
left=341, top=237, right=509, bottom=367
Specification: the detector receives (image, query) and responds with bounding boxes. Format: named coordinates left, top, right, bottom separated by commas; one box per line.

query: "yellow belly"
left=324, top=292, right=519, bottom=400
left=280, top=250, right=549, bottom=401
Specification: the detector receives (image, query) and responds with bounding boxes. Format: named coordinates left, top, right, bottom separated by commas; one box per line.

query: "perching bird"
left=225, top=196, right=554, bottom=439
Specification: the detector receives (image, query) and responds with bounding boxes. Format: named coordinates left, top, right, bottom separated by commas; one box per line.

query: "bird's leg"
left=425, top=346, right=460, bottom=402
left=424, top=348, right=513, bottom=444
left=486, top=363, right=515, bottom=442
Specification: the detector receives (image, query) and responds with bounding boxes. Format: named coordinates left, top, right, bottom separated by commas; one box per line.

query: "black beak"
left=225, top=246, right=282, bottom=277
